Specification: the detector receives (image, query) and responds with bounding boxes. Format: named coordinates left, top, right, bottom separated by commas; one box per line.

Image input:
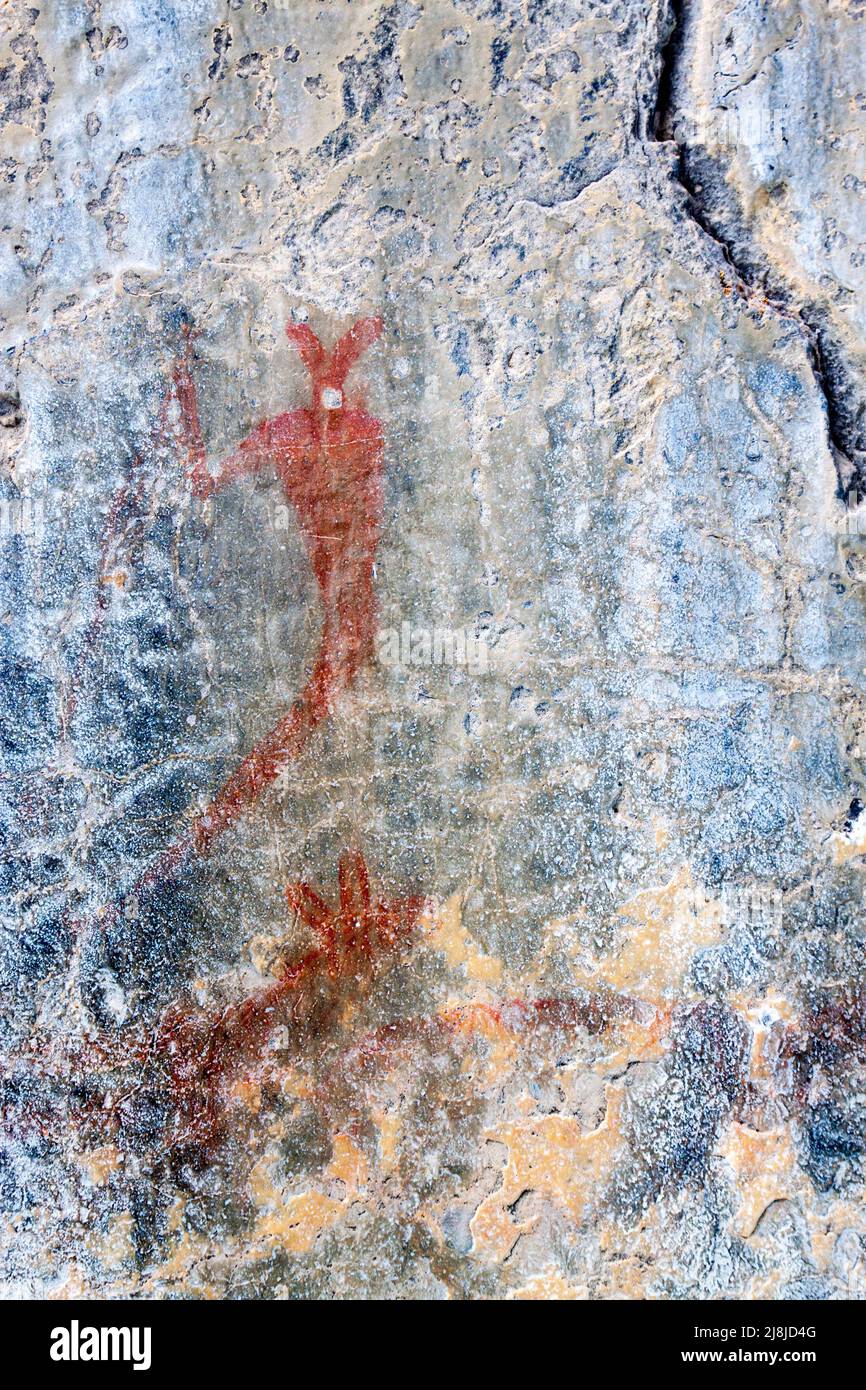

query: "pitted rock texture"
left=1, top=0, right=866, bottom=1300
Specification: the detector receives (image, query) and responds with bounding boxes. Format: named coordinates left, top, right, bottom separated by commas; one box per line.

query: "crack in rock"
left=650, top=0, right=864, bottom=500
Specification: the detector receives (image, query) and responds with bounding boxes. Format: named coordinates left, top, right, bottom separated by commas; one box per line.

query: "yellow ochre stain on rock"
left=470, top=1089, right=626, bottom=1264
left=248, top=1133, right=368, bottom=1256
left=718, top=1123, right=806, bottom=1238
left=609, top=866, right=725, bottom=998
left=427, top=891, right=503, bottom=984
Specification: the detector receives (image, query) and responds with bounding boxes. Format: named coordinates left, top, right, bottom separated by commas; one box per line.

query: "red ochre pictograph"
left=40, top=319, right=661, bottom=1168
left=9, top=851, right=660, bottom=1160
left=74, top=315, right=386, bottom=938
left=170, top=315, right=385, bottom=852
left=146, top=849, right=431, bottom=1151
left=14, top=314, right=843, bottom=1232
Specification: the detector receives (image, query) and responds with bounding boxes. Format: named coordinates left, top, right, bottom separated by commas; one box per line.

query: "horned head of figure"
left=285, top=316, right=383, bottom=414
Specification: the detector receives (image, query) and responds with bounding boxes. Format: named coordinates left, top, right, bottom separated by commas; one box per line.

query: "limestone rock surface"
left=1, top=0, right=865, bottom=1300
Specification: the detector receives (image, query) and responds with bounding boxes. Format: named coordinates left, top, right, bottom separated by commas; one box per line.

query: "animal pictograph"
left=6, top=845, right=654, bottom=1161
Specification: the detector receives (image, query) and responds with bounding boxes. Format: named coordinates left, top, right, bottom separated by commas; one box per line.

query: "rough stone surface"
left=663, top=0, right=866, bottom=477
left=1, top=0, right=865, bottom=1300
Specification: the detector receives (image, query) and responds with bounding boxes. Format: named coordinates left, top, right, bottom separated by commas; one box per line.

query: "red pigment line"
left=132, top=853, right=426, bottom=1150
left=76, top=316, right=384, bottom=934
left=337, top=987, right=649, bottom=1072
left=309, top=988, right=656, bottom=1125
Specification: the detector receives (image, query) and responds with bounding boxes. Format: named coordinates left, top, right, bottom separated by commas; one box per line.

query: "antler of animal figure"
left=137, top=852, right=426, bottom=1151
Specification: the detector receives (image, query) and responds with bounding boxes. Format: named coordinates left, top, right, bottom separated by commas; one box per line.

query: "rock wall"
left=1, top=0, right=865, bottom=1299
